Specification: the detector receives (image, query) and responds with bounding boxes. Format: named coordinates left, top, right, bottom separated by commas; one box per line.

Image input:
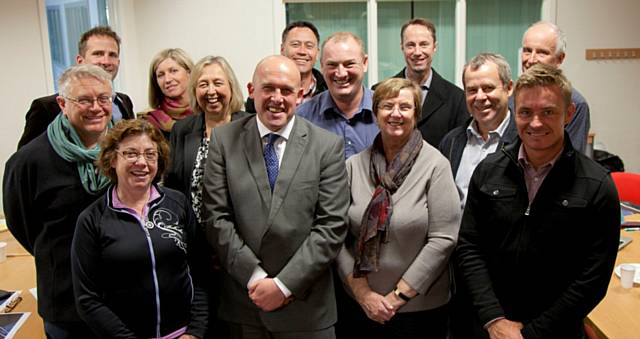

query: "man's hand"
left=487, top=319, right=524, bottom=339
left=356, top=290, right=396, bottom=324
left=248, top=278, right=286, bottom=312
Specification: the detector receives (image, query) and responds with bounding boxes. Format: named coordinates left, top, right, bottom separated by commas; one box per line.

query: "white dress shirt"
left=247, top=116, right=297, bottom=297
left=455, top=112, right=511, bottom=209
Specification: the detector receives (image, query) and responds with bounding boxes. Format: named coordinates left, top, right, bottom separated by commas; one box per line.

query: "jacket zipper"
left=108, top=189, right=166, bottom=338
left=140, top=218, right=162, bottom=338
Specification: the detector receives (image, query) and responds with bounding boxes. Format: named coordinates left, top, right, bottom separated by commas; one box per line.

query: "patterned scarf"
left=47, top=113, right=110, bottom=194
left=143, top=97, right=193, bottom=133
left=353, top=129, right=423, bottom=277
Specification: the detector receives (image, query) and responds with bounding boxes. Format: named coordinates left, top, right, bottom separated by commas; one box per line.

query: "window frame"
left=276, top=0, right=557, bottom=87
left=37, top=0, right=115, bottom=92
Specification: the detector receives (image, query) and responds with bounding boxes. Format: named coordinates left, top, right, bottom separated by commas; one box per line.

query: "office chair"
left=611, top=172, right=640, bottom=205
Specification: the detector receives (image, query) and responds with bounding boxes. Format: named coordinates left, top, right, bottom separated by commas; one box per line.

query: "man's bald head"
left=249, top=55, right=304, bottom=132
left=252, top=55, right=302, bottom=88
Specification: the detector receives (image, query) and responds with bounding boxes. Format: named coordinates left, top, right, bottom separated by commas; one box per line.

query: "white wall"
left=557, top=0, right=640, bottom=172
left=0, top=0, right=52, bottom=214
left=1, top=0, right=639, bottom=213
left=116, top=0, right=281, bottom=111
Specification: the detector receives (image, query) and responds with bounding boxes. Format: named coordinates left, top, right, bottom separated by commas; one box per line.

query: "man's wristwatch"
left=393, top=288, right=411, bottom=302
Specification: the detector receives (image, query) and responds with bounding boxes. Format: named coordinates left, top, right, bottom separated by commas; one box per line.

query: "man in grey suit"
left=202, top=55, right=349, bottom=339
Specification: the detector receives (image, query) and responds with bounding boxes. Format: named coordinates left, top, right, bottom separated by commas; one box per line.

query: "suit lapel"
left=420, top=70, right=444, bottom=124
left=242, top=118, right=272, bottom=208
left=115, top=93, right=134, bottom=119
left=184, top=118, right=202, bottom=187
left=267, top=118, right=308, bottom=224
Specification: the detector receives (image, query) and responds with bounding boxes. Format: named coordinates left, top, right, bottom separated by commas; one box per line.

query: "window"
left=377, top=0, right=456, bottom=82
left=286, top=2, right=369, bottom=85
left=466, top=0, right=541, bottom=81
left=45, top=0, right=109, bottom=90
left=284, top=0, right=544, bottom=86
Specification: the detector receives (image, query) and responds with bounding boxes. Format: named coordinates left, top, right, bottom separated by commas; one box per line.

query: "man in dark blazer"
left=381, top=18, right=469, bottom=147
left=203, top=55, right=348, bottom=339
left=18, top=26, right=134, bottom=149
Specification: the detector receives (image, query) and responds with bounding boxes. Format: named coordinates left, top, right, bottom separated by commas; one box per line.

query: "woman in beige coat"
left=336, top=78, right=461, bottom=339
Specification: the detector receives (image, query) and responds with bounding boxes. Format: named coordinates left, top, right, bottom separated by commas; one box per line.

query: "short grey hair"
left=463, top=53, right=512, bottom=88
left=525, top=21, right=567, bottom=56
left=58, top=64, right=112, bottom=97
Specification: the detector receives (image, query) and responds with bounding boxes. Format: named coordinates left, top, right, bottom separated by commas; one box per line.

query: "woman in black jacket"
left=71, top=119, right=208, bottom=339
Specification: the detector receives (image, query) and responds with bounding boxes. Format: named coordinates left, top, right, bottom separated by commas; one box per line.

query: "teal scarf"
left=47, top=113, right=110, bottom=194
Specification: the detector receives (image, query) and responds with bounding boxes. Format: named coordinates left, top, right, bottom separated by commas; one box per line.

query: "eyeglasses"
left=378, top=102, right=415, bottom=114
left=65, top=95, right=113, bottom=107
left=117, top=150, right=159, bottom=163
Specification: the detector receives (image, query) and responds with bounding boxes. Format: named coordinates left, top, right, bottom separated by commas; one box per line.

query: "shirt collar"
left=404, top=68, right=433, bottom=89
left=466, top=110, right=511, bottom=141
left=517, top=141, right=562, bottom=170
left=111, top=185, right=160, bottom=209
left=318, top=87, right=374, bottom=119
left=303, top=75, right=318, bottom=97
left=256, top=115, right=295, bottom=141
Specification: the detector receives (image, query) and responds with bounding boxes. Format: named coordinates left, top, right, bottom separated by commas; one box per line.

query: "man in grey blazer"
left=202, top=55, right=349, bottom=339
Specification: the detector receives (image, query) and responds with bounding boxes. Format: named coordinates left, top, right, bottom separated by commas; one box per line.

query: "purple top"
left=111, top=185, right=161, bottom=222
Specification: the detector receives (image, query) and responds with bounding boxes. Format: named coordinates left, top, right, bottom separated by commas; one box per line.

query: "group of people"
left=2, top=16, right=620, bottom=339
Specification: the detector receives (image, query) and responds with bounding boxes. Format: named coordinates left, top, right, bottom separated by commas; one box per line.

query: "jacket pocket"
left=479, top=183, right=518, bottom=200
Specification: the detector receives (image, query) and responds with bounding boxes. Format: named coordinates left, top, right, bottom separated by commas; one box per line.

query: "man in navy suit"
left=18, top=26, right=134, bottom=149
left=203, top=55, right=348, bottom=339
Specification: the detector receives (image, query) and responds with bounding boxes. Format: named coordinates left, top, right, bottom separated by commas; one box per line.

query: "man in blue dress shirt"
left=297, top=32, right=378, bottom=159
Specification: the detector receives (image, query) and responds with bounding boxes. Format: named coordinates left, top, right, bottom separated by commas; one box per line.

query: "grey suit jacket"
left=164, top=110, right=250, bottom=199
left=202, top=115, right=349, bottom=332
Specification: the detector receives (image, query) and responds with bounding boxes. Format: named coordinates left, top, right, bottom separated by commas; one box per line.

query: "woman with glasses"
left=335, top=78, right=460, bottom=339
left=139, top=48, right=194, bottom=139
left=71, top=119, right=208, bottom=339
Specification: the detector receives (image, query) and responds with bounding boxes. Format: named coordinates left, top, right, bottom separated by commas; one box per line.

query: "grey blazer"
left=164, top=111, right=250, bottom=198
left=202, top=115, right=349, bottom=332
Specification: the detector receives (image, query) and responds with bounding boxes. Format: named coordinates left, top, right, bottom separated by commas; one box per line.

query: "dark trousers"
left=228, top=322, right=335, bottom=339
left=336, top=286, right=449, bottom=339
left=44, top=321, right=96, bottom=339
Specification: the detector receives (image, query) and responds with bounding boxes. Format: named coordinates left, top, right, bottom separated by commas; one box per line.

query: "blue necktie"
left=264, top=133, right=280, bottom=191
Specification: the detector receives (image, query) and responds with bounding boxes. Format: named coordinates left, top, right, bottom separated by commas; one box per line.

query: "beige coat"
left=337, top=140, right=461, bottom=312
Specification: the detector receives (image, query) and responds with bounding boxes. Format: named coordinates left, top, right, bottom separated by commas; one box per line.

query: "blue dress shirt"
left=296, top=87, right=378, bottom=159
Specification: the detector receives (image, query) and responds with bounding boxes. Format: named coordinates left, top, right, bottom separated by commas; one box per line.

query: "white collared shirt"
left=256, top=115, right=296, bottom=168
left=249, top=115, right=297, bottom=297
left=456, top=112, right=511, bottom=208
